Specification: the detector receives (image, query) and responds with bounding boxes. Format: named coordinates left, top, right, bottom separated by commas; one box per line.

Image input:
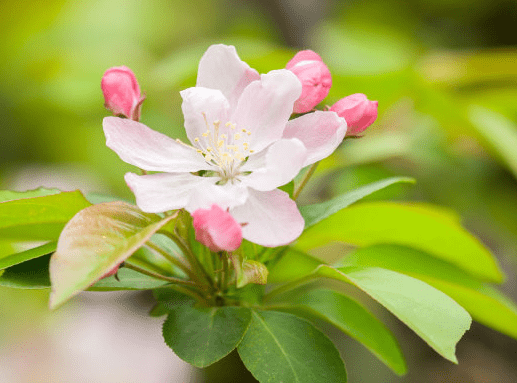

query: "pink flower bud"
left=192, top=205, right=242, bottom=252
left=101, top=66, right=144, bottom=121
left=330, top=93, right=378, bottom=136
left=286, top=50, right=332, bottom=114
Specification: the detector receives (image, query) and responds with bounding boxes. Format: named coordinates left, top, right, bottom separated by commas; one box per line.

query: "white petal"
left=103, top=117, right=210, bottom=172
left=125, top=172, right=249, bottom=213
left=230, top=69, right=302, bottom=153
left=283, top=110, right=347, bottom=166
left=196, top=44, right=260, bottom=109
left=180, top=87, right=230, bottom=145
left=230, top=189, right=304, bottom=247
left=241, top=138, right=307, bottom=191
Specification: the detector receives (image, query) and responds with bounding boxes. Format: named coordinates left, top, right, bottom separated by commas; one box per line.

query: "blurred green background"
left=1, top=0, right=517, bottom=382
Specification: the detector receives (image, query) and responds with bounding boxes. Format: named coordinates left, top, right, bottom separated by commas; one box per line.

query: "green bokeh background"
left=1, top=0, right=517, bottom=382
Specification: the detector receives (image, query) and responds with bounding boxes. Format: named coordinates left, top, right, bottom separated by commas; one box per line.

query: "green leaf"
left=49, top=202, right=175, bottom=309
left=0, top=253, right=51, bottom=289
left=0, top=241, right=57, bottom=270
left=163, top=305, right=252, bottom=368
left=278, top=180, right=294, bottom=198
left=300, top=177, right=415, bottom=229
left=0, top=190, right=91, bottom=241
left=154, top=286, right=197, bottom=310
left=88, top=267, right=170, bottom=291
left=314, top=265, right=471, bottom=363
left=297, top=202, right=503, bottom=283
left=0, top=188, right=61, bottom=203
left=237, top=310, right=347, bottom=383
left=468, top=105, right=517, bottom=180
left=287, top=290, right=407, bottom=375
left=341, top=245, right=517, bottom=339
left=267, top=247, right=323, bottom=283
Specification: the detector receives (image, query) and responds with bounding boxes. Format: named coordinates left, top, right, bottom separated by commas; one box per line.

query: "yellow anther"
left=234, top=133, right=241, bottom=140
left=194, top=137, right=200, bottom=142
left=217, top=140, right=224, bottom=147
left=220, top=134, right=227, bottom=139
left=249, top=150, right=255, bottom=153
left=242, top=128, right=247, bottom=132
left=205, top=154, right=213, bottom=162
left=247, top=131, right=251, bottom=136
left=196, top=149, right=202, bottom=154
left=225, top=122, right=232, bottom=127
left=202, top=132, right=209, bottom=137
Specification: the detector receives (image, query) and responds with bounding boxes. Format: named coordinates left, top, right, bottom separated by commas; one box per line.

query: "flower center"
left=178, top=114, right=254, bottom=184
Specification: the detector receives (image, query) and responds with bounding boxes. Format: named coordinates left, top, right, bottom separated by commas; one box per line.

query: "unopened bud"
left=101, top=66, right=144, bottom=121
left=192, top=205, right=242, bottom=252
left=330, top=93, right=378, bottom=136
left=286, top=50, right=332, bottom=114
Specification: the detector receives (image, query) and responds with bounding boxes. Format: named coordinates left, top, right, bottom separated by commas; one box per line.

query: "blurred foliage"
left=1, top=0, right=517, bottom=382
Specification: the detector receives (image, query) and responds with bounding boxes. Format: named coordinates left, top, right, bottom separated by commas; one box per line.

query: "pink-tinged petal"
left=125, top=172, right=249, bottom=213
left=196, top=44, right=260, bottom=109
left=104, top=117, right=211, bottom=172
left=101, top=66, right=143, bottom=120
left=192, top=205, right=242, bottom=252
left=283, top=110, right=347, bottom=166
left=286, top=50, right=324, bottom=69
left=230, top=189, right=304, bottom=247
left=231, top=69, right=302, bottom=153
left=241, top=138, right=307, bottom=191
left=330, top=93, right=378, bottom=136
left=286, top=50, right=332, bottom=114
left=180, top=87, right=230, bottom=145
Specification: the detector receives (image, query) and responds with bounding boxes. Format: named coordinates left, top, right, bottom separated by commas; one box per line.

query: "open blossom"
left=330, top=93, right=378, bottom=136
left=286, top=50, right=332, bottom=114
left=103, top=44, right=347, bottom=247
left=101, top=66, right=144, bottom=121
left=193, top=204, right=242, bottom=252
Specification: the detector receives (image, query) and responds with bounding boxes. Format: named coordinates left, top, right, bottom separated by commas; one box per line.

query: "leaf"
left=162, top=305, right=252, bottom=368
left=287, top=290, right=407, bottom=375
left=88, top=267, right=170, bottom=291
left=267, top=247, right=323, bottom=283
left=0, top=241, right=57, bottom=270
left=314, top=265, right=471, bottom=363
left=297, top=202, right=503, bottom=283
left=468, top=105, right=517, bottom=180
left=49, top=202, right=175, bottom=309
left=0, top=254, right=51, bottom=289
left=237, top=310, right=347, bottom=383
left=0, top=187, right=61, bottom=202
left=154, top=286, right=197, bottom=310
left=341, top=245, right=517, bottom=339
left=300, top=177, right=415, bottom=229
left=0, top=190, right=91, bottom=241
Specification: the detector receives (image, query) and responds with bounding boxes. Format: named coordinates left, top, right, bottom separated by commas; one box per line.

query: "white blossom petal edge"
left=104, top=45, right=346, bottom=247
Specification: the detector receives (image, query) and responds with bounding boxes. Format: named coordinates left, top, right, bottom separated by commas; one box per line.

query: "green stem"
left=262, top=274, right=317, bottom=303
left=221, top=252, right=229, bottom=292
left=160, top=230, right=214, bottom=288
left=123, top=261, right=197, bottom=287
left=165, top=285, right=210, bottom=305
left=292, top=162, right=319, bottom=200
left=145, top=242, right=198, bottom=283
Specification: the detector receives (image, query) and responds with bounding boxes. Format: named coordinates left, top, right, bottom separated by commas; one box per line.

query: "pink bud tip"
left=286, top=50, right=332, bottom=114
left=101, top=66, right=143, bottom=121
left=192, top=205, right=243, bottom=252
left=330, top=93, right=378, bottom=136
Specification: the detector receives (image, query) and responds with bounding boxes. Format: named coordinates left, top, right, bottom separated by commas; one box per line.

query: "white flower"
left=103, top=45, right=346, bottom=247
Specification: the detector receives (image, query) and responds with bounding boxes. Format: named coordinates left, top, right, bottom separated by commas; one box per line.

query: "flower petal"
left=282, top=110, right=347, bottom=166
left=230, top=69, right=302, bottom=153
left=180, top=87, right=230, bottom=145
left=230, top=189, right=304, bottom=247
left=240, top=138, right=307, bottom=191
left=196, top=44, right=260, bottom=109
left=125, top=172, right=248, bottom=213
left=104, top=117, right=210, bottom=172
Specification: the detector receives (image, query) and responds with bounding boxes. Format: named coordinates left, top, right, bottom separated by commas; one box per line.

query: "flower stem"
left=145, top=241, right=199, bottom=283
left=123, top=261, right=197, bottom=287
left=292, top=162, right=319, bottom=200
left=160, top=230, right=215, bottom=289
